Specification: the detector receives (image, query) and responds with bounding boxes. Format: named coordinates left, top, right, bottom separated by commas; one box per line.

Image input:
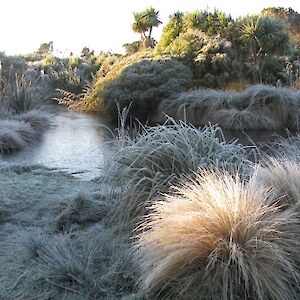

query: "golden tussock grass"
left=134, top=169, right=300, bottom=299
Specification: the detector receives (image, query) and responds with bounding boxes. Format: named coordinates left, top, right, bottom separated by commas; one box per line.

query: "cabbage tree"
left=238, top=15, right=291, bottom=83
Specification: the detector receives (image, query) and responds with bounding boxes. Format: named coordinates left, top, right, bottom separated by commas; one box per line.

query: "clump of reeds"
left=107, top=118, right=252, bottom=225
left=133, top=169, right=300, bottom=299
left=0, top=75, right=46, bottom=114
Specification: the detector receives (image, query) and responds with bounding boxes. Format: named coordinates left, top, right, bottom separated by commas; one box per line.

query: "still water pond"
left=3, top=108, right=295, bottom=180
left=4, top=109, right=113, bottom=180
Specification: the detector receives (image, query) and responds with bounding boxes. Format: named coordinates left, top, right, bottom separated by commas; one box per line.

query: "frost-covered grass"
left=252, top=135, right=300, bottom=211
left=0, top=110, right=50, bottom=154
left=106, top=118, right=253, bottom=226
left=2, top=117, right=300, bottom=299
left=157, top=84, right=300, bottom=130
left=133, top=170, right=300, bottom=300
left=0, top=164, right=136, bottom=299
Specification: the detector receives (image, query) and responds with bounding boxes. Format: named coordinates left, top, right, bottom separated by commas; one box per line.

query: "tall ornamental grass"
left=133, top=169, right=300, bottom=300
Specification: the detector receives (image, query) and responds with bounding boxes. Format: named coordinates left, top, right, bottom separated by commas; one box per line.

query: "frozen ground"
left=0, top=162, right=135, bottom=299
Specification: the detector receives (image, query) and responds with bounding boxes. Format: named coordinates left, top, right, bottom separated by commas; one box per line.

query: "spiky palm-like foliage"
left=134, top=170, right=300, bottom=300
left=238, top=15, right=291, bottom=83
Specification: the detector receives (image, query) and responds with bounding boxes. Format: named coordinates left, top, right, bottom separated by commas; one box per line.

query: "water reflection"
left=4, top=109, right=111, bottom=180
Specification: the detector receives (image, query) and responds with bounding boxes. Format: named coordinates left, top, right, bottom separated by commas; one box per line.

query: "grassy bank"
left=156, top=84, right=300, bottom=130
left=1, top=118, right=300, bottom=299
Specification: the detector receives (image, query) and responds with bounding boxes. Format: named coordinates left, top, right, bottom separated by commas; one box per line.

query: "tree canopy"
left=131, top=7, right=162, bottom=48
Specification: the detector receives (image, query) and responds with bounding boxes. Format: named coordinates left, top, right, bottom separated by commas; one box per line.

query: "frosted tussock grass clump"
left=0, top=119, right=31, bottom=154
left=108, top=118, right=253, bottom=224
left=9, top=228, right=136, bottom=299
left=0, top=110, right=50, bottom=154
left=252, top=135, right=300, bottom=211
left=19, top=109, right=50, bottom=135
left=157, top=84, right=300, bottom=129
left=209, top=107, right=282, bottom=130
left=133, top=170, right=300, bottom=300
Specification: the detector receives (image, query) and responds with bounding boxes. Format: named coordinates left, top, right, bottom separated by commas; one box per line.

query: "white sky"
left=1, top=0, right=299, bottom=57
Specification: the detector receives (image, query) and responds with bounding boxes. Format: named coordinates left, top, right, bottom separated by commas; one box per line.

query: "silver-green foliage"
left=158, top=84, right=300, bottom=129
left=107, top=118, right=252, bottom=224
left=7, top=229, right=135, bottom=299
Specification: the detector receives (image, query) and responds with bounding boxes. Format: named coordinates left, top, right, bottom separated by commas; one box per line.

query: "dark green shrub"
left=155, top=29, right=238, bottom=88
left=102, top=58, right=192, bottom=123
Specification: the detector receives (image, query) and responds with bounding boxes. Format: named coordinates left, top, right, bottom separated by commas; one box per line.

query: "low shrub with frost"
left=103, top=58, right=192, bottom=123
left=133, top=170, right=300, bottom=299
left=108, top=118, right=252, bottom=224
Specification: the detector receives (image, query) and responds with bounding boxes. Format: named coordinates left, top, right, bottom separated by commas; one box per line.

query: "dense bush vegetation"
left=63, top=6, right=300, bottom=125
left=102, top=58, right=192, bottom=122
